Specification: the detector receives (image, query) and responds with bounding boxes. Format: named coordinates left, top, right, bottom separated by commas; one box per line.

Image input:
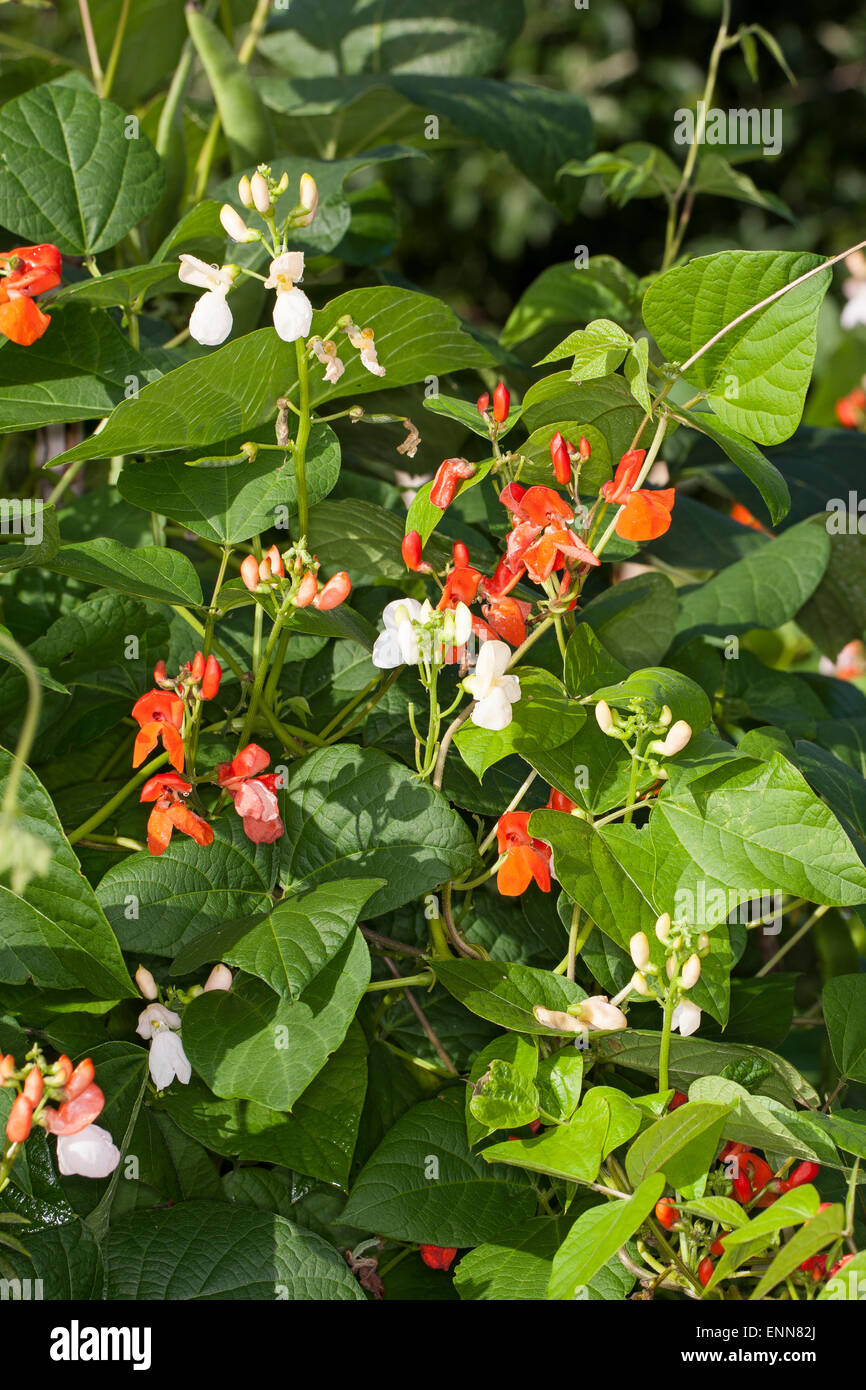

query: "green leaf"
left=624, top=336, right=653, bottom=412
left=454, top=1217, right=578, bottom=1301
left=454, top=667, right=586, bottom=780
left=675, top=406, right=790, bottom=525
left=0, top=749, right=134, bottom=999
left=172, top=879, right=383, bottom=1000
left=749, top=1203, right=845, bottom=1300
left=577, top=572, right=678, bottom=669
left=47, top=538, right=203, bottom=607
left=279, top=745, right=478, bottom=916
left=693, top=154, right=794, bottom=222
left=341, top=1095, right=536, bottom=1246
left=0, top=85, right=164, bottom=255
left=482, top=1102, right=609, bottom=1183
left=50, top=288, right=493, bottom=467
left=689, top=1077, right=838, bottom=1166
left=105, top=1201, right=364, bottom=1299
left=160, top=1024, right=368, bottom=1187
left=540, top=318, right=633, bottom=376
left=675, top=519, right=829, bottom=643
left=824, top=974, right=866, bottom=1083
left=594, top=1029, right=819, bottom=1108
left=117, top=423, right=340, bottom=543
left=502, top=256, right=641, bottom=351
left=652, top=752, right=866, bottom=912
left=434, top=959, right=586, bottom=1034
left=465, top=1033, right=538, bottom=1146
left=563, top=624, right=628, bottom=698
left=547, top=1175, right=665, bottom=1299
left=423, top=392, right=521, bottom=439
left=587, top=666, right=713, bottom=732
left=625, top=1101, right=731, bottom=1189
left=536, top=1050, right=584, bottom=1123
left=520, top=373, right=650, bottom=462
left=98, top=813, right=279, bottom=958
left=819, top=1250, right=866, bottom=1301
left=643, top=250, right=831, bottom=446
left=469, top=1058, right=540, bottom=1131
left=0, top=305, right=157, bottom=434
left=721, top=1186, right=820, bottom=1247
left=182, top=930, right=369, bottom=1111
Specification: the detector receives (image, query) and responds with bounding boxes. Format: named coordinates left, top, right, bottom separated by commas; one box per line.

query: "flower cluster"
left=238, top=540, right=351, bottom=611
left=134, top=962, right=231, bottom=1091
left=1, top=1047, right=119, bottom=1182
left=493, top=787, right=575, bottom=896
left=626, top=910, right=708, bottom=1038
left=0, top=243, right=62, bottom=346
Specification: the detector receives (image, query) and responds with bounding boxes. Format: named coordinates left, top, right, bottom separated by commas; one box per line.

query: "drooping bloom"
left=372, top=597, right=425, bottom=668
left=0, top=243, right=62, bottom=346
left=178, top=255, right=236, bottom=346
left=139, top=772, right=213, bottom=856
left=546, top=787, right=576, bottom=813
left=601, top=449, right=675, bottom=541
left=136, top=1003, right=191, bottom=1090
left=56, top=1124, right=121, bottom=1178
left=265, top=252, right=313, bottom=342
left=131, top=690, right=185, bottom=771
left=532, top=996, right=626, bottom=1033
left=217, top=744, right=285, bottom=844
left=344, top=320, right=385, bottom=376
left=481, top=596, right=530, bottom=647
left=464, top=639, right=521, bottom=730
left=501, top=485, right=599, bottom=584
left=671, top=1000, right=701, bottom=1037
left=43, top=1083, right=106, bottom=1136
left=429, top=457, right=475, bottom=511
left=495, top=811, right=551, bottom=895
left=309, top=334, right=344, bottom=385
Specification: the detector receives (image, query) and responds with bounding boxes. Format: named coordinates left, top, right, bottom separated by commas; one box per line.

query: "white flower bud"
left=595, top=699, right=613, bottom=733
left=203, top=963, right=233, bottom=992
left=576, top=996, right=628, bottom=1031
left=661, top=719, right=692, bottom=757
left=238, top=175, right=253, bottom=207
left=659, top=705, right=672, bottom=727
left=681, top=954, right=702, bottom=989
left=654, top=912, right=671, bottom=943
left=297, top=171, right=319, bottom=225
left=630, top=971, right=650, bottom=996
left=629, top=931, right=650, bottom=970
left=666, top=957, right=676, bottom=980
left=697, top=932, right=710, bottom=955
left=250, top=171, right=271, bottom=215
left=135, top=965, right=158, bottom=1000
left=533, top=1005, right=582, bottom=1033
left=220, top=203, right=253, bottom=242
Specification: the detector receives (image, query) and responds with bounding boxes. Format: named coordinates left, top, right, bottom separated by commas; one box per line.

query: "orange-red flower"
left=482, top=595, right=530, bottom=646
left=217, top=744, right=285, bottom=844
left=501, top=485, right=599, bottom=584
left=0, top=244, right=61, bottom=345
left=836, top=388, right=866, bottom=428
left=545, top=787, right=576, bottom=813
left=139, top=772, right=213, bottom=856
left=419, top=1244, right=458, bottom=1270
left=132, top=689, right=185, bottom=771
left=601, top=449, right=675, bottom=542
left=438, top=563, right=482, bottom=609
left=43, top=1083, right=105, bottom=1136
left=496, top=811, right=551, bottom=896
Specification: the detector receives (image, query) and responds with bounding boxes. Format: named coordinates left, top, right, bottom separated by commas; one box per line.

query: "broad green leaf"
left=453, top=1217, right=577, bottom=1301
left=0, top=1218, right=102, bottom=1300
left=0, top=306, right=157, bottom=434
left=0, top=505, right=60, bottom=574
left=454, top=667, right=586, bottom=780
left=520, top=373, right=650, bottom=461
left=279, top=745, right=478, bottom=915
left=182, top=931, right=369, bottom=1110
left=675, top=519, right=830, bottom=643
left=0, top=85, right=164, bottom=255
left=50, top=288, right=493, bottom=467
left=540, top=318, right=633, bottom=375
left=721, top=1186, right=820, bottom=1247
left=819, top=1250, right=866, bottom=1301
left=548, top=1175, right=665, bottom=1299
left=159, top=1024, right=367, bottom=1187
left=824, top=974, right=866, bottom=1083
left=675, top=405, right=789, bottom=525
left=587, top=667, right=712, bottom=733
left=625, top=1101, right=731, bottom=1189
left=465, top=1033, right=538, bottom=1146
left=594, top=1029, right=819, bottom=1108
left=434, top=959, right=586, bottom=1034
left=342, top=1095, right=536, bottom=1245
left=51, top=263, right=182, bottom=312
left=689, top=1076, right=839, bottom=1166
left=749, top=1203, right=845, bottom=1300
left=98, top=813, right=279, bottom=958
left=469, top=1058, right=540, bottom=1131
left=0, top=750, right=134, bottom=999
left=423, top=393, right=521, bottom=439
left=677, top=1196, right=748, bottom=1230
left=577, top=572, right=678, bottom=669
left=643, top=250, right=831, bottom=445
left=693, top=153, right=794, bottom=221
left=502, top=257, right=641, bottom=350
left=563, top=624, right=628, bottom=698
left=482, top=1101, right=609, bottom=1183
left=171, top=880, right=383, bottom=1000
left=536, top=1050, right=584, bottom=1123
left=117, top=423, right=340, bottom=543
left=652, top=752, right=866, bottom=912
left=47, top=539, right=203, bottom=607
left=105, top=1201, right=364, bottom=1299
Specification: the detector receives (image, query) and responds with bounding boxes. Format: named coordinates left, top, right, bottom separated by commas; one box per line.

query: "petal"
left=272, top=286, right=313, bottom=342
left=471, top=686, right=514, bottom=731
left=189, top=290, right=233, bottom=346
left=615, top=489, right=675, bottom=542
left=56, top=1124, right=120, bottom=1178
left=372, top=630, right=402, bottom=669
left=0, top=296, right=51, bottom=346
left=496, top=846, right=535, bottom=896
left=168, top=802, right=214, bottom=846
left=146, top=805, right=174, bottom=856
left=160, top=724, right=186, bottom=773
left=242, top=812, right=285, bottom=843
left=133, top=722, right=161, bottom=769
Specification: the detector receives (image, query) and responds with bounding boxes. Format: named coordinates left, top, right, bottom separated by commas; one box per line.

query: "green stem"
left=187, top=545, right=231, bottom=771
left=0, top=632, right=41, bottom=821
left=236, top=606, right=290, bottom=752
left=77, top=0, right=104, bottom=92
left=68, top=757, right=169, bottom=844
left=364, top=972, right=434, bottom=993
left=755, top=905, right=829, bottom=977
left=293, top=339, right=312, bottom=541
left=658, top=991, right=676, bottom=1095
left=101, top=0, right=130, bottom=100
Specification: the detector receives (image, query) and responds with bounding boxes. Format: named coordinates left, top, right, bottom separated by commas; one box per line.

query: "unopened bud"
left=661, top=720, right=692, bottom=757
left=681, top=954, right=701, bottom=989
left=630, top=971, right=650, bottom=997
left=298, top=172, right=319, bottom=225
left=659, top=705, right=672, bottom=727
left=203, top=964, right=233, bottom=992
left=697, top=932, right=710, bottom=955
left=0, top=1054, right=15, bottom=1083
left=532, top=1005, right=582, bottom=1033
left=595, top=699, right=614, bottom=733
left=578, top=436, right=591, bottom=459
left=655, top=912, right=671, bottom=943
left=240, top=554, right=261, bottom=592
left=220, top=204, right=254, bottom=243
left=238, top=175, right=253, bottom=208
left=629, top=931, right=650, bottom=970
left=135, top=965, right=158, bottom=1000
left=666, top=957, right=677, bottom=980
left=250, top=171, right=271, bottom=215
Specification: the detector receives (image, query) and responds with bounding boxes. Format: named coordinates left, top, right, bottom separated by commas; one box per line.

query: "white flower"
left=137, top=1002, right=191, bottom=1090
left=264, top=251, right=305, bottom=289
left=372, top=597, right=425, bottom=669
left=56, top=1124, right=120, bottom=1179
left=451, top=602, right=472, bottom=648
left=203, top=963, right=232, bottom=992
left=272, top=286, right=313, bottom=342
left=179, top=256, right=235, bottom=346
left=671, top=1000, right=702, bottom=1037
left=464, top=640, right=521, bottom=731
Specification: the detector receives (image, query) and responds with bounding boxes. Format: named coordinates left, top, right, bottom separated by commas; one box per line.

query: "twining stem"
left=0, top=632, right=41, bottom=824
left=236, top=605, right=291, bottom=752
left=293, top=341, right=312, bottom=542
left=101, top=0, right=131, bottom=100
left=567, top=903, right=582, bottom=982
left=77, top=0, right=104, bottom=93
left=755, top=904, right=829, bottom=977
left=380, top=958, right=458, bottom=1075
left=187, top=545, right=232, bottom=771
left=658, top=990, right=677, bottom=1095
left=365, top=972, right=434, bottom=992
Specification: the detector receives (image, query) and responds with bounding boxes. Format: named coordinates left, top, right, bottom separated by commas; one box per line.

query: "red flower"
left=496, top=811, right=551, bottom=896
left=550, top=431, right=572, bottom=486
left=836, top=388, right=866, bottom=428
left=438, top=564, right=482, bottom=609
left=401, top=530, right=427, bottom=572
left=140, top=772, right=213, bottom=856
left=43, top=1083, right=105, bottom=1136
left=217, top=744, right=285, bottom=844
left=482, top=596, right=530, bottom=646
left=601, top=449, right=675, bottom=542
left=492, top=381, right=510, bottom=423
left=201, top=654, right=221, bottom=700
left=0, top=243, right=61, bottom=346
left=419, top=1245, right=458, bottom=1271
left=313, top=571, right=351, bottom=610
left=545, top=787, right=575, bottom=813
left=501, top=485, right=599, bottom=584
left=429, top=457, right=475, bottom=511
left=131, top=690, right=185, bottom=771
